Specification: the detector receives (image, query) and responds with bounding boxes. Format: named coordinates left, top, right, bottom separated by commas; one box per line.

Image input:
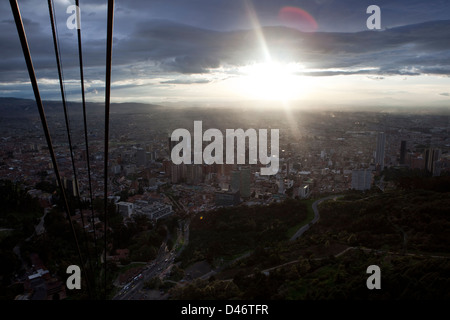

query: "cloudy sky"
left=1, top=0, right=450, bottom=108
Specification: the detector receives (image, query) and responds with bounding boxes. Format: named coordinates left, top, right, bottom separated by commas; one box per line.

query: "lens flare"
left=278, top=6, right=318, bottom=32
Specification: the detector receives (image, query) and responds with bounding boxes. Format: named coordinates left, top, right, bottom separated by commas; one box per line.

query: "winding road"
left=199, top=195, right=344, bottom=280
left=290, top=195, right=343, bottom=241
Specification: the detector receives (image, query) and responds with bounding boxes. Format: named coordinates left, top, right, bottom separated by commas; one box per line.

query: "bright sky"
left=0, top=0, right=450, bottom=109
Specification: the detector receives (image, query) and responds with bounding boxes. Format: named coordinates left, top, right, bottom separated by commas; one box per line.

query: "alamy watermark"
left=170, top=121, right=279, bottom=175
left=66, top=265, right=81, bottom=289
left=66, top=5, right=81, bottom=30
left=367, top=5, right=381, bottom=30
left=65, top=4, right=381, bottom=30
left=366, top=265, right=381, bottom=289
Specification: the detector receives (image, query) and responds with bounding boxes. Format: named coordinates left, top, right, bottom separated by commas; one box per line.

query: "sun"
left=235, top=61, right=308, bottom=101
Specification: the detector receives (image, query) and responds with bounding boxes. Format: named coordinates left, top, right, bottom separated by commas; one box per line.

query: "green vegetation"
left=208, top=249, right=450, bottom=300
left=286, top=198, right=315, bottom=238
left=4, top=200, right=105, bottom=299
left=34, top=180, right=57, bottom=193
left=283, top=250, right=450, bottom=300
left=0, top=180, right=43, bottom=233
left=19, top=207, right=96, bottom=299
left=172, top=173, right=450, bottom=300
left=0, top=180, right=44, bottom=299
left=118, top=262, right=146, bottom=273
left=179, top=199, right=307, bottom=268
left=110, top=214, right=179, bottom=262
left=3, top=170, right=450, bottom=300
left=168, top=265, right=185, bottom=282
left=0, top=230, right=13, bottom=241
left=318, top=189, right=450, bottom=253
left=143, top=276, right=176, bottom=291
left=170, top=279, right=241, bottom=300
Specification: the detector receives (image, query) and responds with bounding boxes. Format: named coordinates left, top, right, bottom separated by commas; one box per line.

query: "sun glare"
left=235, top=61, right=308, bottom=101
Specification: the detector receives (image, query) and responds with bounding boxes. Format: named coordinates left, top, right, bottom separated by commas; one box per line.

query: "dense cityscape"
left=2, top=101, right=450, bottom=208
left=1, top=98, right=449, bottom=300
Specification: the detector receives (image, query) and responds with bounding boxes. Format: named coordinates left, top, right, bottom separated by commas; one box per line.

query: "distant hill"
left=0, top=97, right=164, bottom=118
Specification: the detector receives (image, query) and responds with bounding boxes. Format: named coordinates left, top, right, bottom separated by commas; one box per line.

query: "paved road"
left=114, top=195, right=344, bottom=298
left=34, top=207, right=50, bottom=236
left=113, top=242, right=174, bottom=300
left=290, top=195, right=343, bottom=241
left=199, top=196, right=345, bottom=280
left=113, top=221, right=190, bottom=300
left=198, top=251, right=253, bottom=281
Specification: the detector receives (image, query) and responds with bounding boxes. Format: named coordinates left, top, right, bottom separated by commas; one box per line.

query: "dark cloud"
left=109, top=19, right=450, bottom=77
left=116, top=0, right=450, bottom=33
left=1, top=0, right=450, bottom=99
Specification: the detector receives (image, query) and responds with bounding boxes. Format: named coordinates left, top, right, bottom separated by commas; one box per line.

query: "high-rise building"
left=136, top=148, right=146, bottom=166
left=230, top=170, right=241, bottom=192
left=215, top=190, right=240, bottom=207
left=111, top=164, right=121, bottom=175
left=240, top=168, right=251, bottom=198
left=146, top=150, right=153, bottom=162
left=186, top=164, right=203, bottom=185
left=116, top=202, right=134, bottom=218
left=277, top=178, right=285, bottom=194
left=425, top=148, right=441, bottom=176
left=229, top=169, right=252, bottom=198
left=351, top=169, right=372, bottom=191
left=375, top=132, right=386, bottom=171
left=298, top=184, right=310, bottom=199
left=400, top=141, right=407, bottom=165
left=168, top=133, right=174, bottom=158
left=171, top=163, right=183, bottom=184
left=62, top=177, right=79, bottom=197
